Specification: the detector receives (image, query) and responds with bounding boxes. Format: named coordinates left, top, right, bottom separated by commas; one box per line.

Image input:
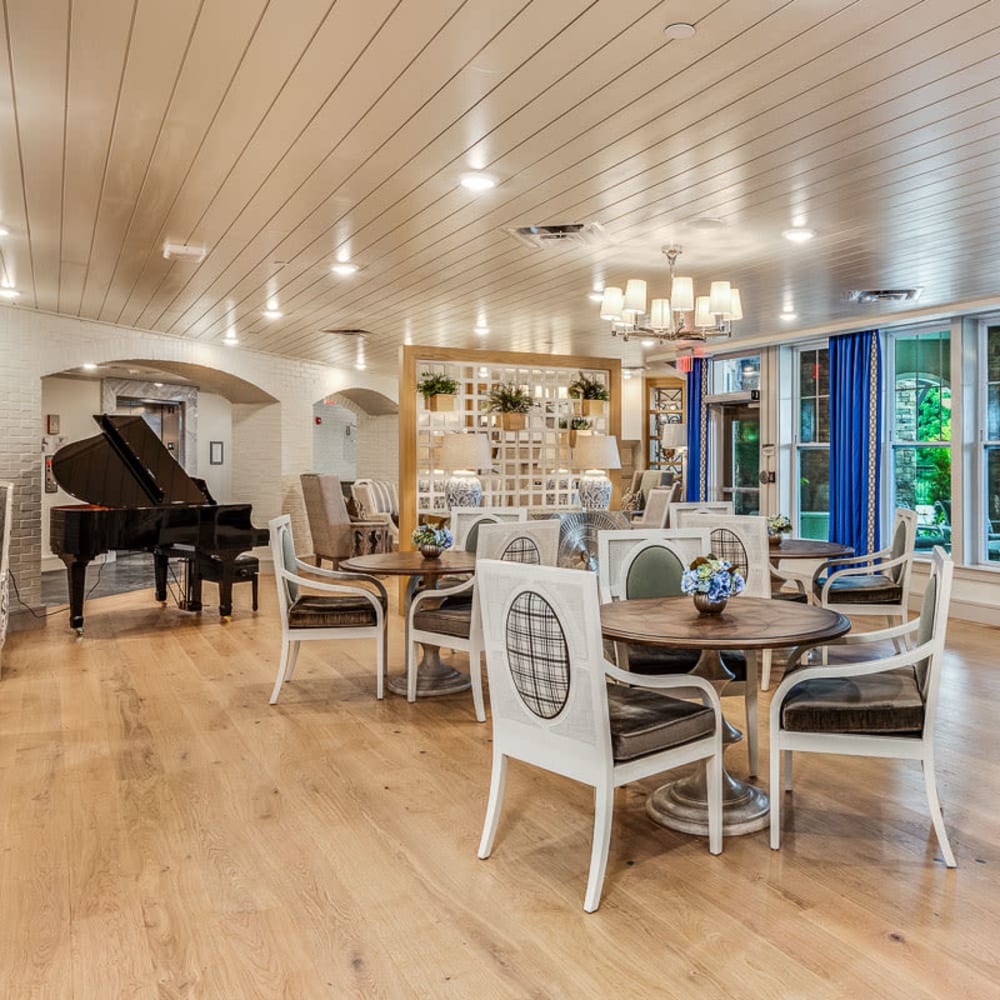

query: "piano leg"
left=153, top=550, right=169, bottom=604
left=217, top=563, right=235, bottom=620
left=186, top=559, right=203, bottom=612
left=60, top=555, right=90, bottom=634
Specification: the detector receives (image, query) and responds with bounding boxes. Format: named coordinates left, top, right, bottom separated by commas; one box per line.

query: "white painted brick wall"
left=0, top=305, right=397, bottom=612
left=357, top=414, right=399, bottom=482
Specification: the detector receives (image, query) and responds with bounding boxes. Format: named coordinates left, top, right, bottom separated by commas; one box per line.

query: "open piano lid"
left=51, top=414, right=210, bottom=508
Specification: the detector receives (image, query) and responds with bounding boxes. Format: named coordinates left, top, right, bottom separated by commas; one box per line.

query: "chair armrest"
left=279, top=568, right=387, bottom=613
left=291, top=558, right=388, bottom=602
left=813, top=547, right=889, bottom=581
left=817, top=549, right=910, bottom=600
left=770, top=565, right=806, bottom=596
left=604, top=661, right=724, bottom=719
left=409, top=576, right=475, bottom=614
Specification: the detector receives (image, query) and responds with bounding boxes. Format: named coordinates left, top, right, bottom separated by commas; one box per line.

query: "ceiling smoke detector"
left=847, top=288, right=922, bottom=304
left=504, top=222, right=605, bottom=249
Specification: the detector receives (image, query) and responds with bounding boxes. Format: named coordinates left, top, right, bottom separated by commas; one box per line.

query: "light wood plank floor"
left=1, top=583, right=998, bottom=999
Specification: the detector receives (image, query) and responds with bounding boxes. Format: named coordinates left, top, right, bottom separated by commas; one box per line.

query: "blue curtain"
left=685, top=358, right=709, bottom=501
left=829, top=330, right=882, bottom=556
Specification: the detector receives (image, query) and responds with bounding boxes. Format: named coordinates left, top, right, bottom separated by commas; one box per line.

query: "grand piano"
left=50, top=413, right=269, bottom=633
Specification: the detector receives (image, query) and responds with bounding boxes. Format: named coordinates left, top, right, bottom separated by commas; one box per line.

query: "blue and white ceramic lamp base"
left=446, top=474, right=483, bottom=508
left=578, top=473, right=612, bottom=510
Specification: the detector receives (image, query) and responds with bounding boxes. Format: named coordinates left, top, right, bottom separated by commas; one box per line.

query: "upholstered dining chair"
left=680, top=513, right=804, bottom=690
left=475, top=559, right=724, bottom=912
left=268, top=514, right=388, bottom=705
left=770, top=546, right=956, bottom=867
left=668, top=500, right=733, bottom=527
left=407, top=519, right=559, bottom=721
left=351, top=479, right=399, bottom=548
left=633, top=484, right=679, bottom=528
left=300, top=473, right=391, bottom=567
left=450, top=506, right=528, bottom=551
left=596, top=525, right=760, bottom=776
left=813, top=507, right=918, bottom=633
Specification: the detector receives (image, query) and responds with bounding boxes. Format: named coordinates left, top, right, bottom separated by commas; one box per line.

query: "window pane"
left=816, top=397, right=830, bottom=444
left=800, top=398, right=816, bottom=443
left=817, top=349, right=830, bottom=395
left=896, top=446, right=951, bottom=552
left=800, top=350, right=816, bottom=397
left=987, top=447, right=1000, bottom=562
left=988, top=326, right=1000, bottom=381
left=990, top=385, right=1000, bottom=441
left=798, top=450, right=829, bottom=540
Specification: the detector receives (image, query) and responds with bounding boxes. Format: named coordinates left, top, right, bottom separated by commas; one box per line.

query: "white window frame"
left=974, top=314, right=1000, bottom=568
left=792, top=341, right=829, bottom=538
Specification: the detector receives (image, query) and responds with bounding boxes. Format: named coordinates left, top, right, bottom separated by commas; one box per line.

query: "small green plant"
left=484, top=383, right=533, bottom=414
left=568, top=372, right=610, bottom=401
left=767, top=514, right=793, bottom=536
left=559, top=417, right=592, bottom=430
left=412, top=525, right=453, bottom=549
left=416, top=371, right=459, bottom=399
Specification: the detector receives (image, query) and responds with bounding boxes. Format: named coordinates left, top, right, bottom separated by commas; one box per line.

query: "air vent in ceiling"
left=320, top=328, right=369, bottom=337
left=504, top=221, right=605, bottom=249
left=847, top=288, right=922, bottom=304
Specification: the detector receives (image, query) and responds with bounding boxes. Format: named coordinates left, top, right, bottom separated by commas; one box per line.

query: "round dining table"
left=339, top=549, right=477, bottom=698
left=601, top=595, right=850, bottom=836
left=769, top=538, right=854, bottom=560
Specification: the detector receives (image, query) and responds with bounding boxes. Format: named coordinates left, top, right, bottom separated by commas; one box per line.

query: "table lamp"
left=660, top=422, right=687, bottom=491
left=573, top=434, right=621, bottom=510
left=440, top=432, right=492, bottom=508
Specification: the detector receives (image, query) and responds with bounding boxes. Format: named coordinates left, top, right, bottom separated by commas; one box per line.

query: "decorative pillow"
left=346, top=497, right=366, bottom=520
left=621, top=489, right=644, bottom=512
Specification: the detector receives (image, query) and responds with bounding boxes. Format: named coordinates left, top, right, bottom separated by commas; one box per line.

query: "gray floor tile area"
left=41, top=552, right=188, bottom=606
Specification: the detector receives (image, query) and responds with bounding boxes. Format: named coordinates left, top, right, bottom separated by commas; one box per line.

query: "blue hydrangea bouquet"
left=412, top=524, right=453, bottom=559
left=681, top=554, right=745, bottom=613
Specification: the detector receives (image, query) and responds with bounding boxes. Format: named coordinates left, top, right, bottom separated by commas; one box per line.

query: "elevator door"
left=716, top=402, right=760, bottom=515
left=116, top=398, right=184, bottom=465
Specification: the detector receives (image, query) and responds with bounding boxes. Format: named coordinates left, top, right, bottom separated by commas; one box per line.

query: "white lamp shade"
left=694, top=295, right=713, bottom=328
left=729, top=288, right=743, bottom=321
left=600, top=286, right=624, bottom=320
left=660, top=422, right=687, bottom=449
left=670, top=275, right=694, bottom=313
left=649, top=298, right=671, bottom=330
left=573, top=433, right=621, bottom=471
left=623, top=279, right=647, bottom=317
left=709, top=280, right=731, bottom=315
left=440, top=432, right=491, bottom=471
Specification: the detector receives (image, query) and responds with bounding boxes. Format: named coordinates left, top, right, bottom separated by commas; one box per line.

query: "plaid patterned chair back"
left=451, top=507, right=528, bottom=551
left=477, top=560, right=614, bottom=770
left=680, top=515, right=771, bottom=598
left=669, top=501, right=734, bottom=529
left=597, top=528, right=711, bottom=603
left=476, top=520, right=560, bottom=566
left=636, top=484, right=679, bottom=528
left=0, top=482, right=12, bottom=656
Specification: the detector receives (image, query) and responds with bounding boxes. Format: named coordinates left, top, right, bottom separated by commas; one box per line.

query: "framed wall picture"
left=209, top=441, right=224, bottom=465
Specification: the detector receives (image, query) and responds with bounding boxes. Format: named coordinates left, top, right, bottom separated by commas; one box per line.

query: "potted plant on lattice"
left=485, top=383, right=533, bottom=431
left=417, top=371, right=459, bottom=412
left=568, top=371, right=610, bottom=417
left=558, top=416, right=591, bottom=448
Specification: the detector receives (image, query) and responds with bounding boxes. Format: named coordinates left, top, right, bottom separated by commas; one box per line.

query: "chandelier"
left=598, top=245, right=742, bottom=342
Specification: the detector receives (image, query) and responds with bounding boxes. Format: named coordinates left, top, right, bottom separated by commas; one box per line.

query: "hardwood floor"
left=1, top=584, right=998, bottom=999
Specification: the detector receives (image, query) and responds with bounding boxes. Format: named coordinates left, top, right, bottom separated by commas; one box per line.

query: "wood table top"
left=770, top=539, right=854, bottom=560
left=600, top=595, right=850, bottom=650
left=339, top=550, right=477, bottom=577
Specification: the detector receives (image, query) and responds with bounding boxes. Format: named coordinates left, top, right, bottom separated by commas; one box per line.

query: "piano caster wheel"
left=74, top=627, right=84, bottom=637
left=221, top=615, right=232, bottom=624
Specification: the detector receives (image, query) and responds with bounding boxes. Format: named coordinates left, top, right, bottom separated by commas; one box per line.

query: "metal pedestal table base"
left=387, top=642, right=472, bottom=698
left=645, top=649, right=769, bottom=837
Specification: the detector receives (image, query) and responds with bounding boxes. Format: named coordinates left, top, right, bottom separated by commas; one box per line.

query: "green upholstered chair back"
left=889, top=514, right=909, bottom=583
left=625, top=545, right=685, bottom=600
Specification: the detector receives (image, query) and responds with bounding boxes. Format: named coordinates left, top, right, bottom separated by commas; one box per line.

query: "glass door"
left=714, top=402, right=760, bottom=514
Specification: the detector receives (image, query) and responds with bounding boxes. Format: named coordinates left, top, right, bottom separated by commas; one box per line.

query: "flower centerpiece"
left=412, top=524, right=453, bottom=560
left=484, top=382, right=534, bottom=431
left=681, top=554, right=746, bottom=615
left=567, top=371, right=610, bottom=416
left=767, top=514, right=793, bottom=547
left=417, top=371, right=459, bottom=412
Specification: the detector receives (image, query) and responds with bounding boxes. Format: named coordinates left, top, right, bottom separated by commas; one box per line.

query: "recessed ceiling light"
left=262, top=309, right=283, bottom=319
left=224, top=337, right=239, bottom=346
left=641, top=339, right=656, bottom=347
left=82, top=363, right=98, bottom=371
left=782, top=227, right=815, bottom=243
left=780, top=311, right=798, bottom=321
left=153, top=381, right=164, bottom=387
left=0, top=287, right=19, bottom=299
left=474, top=324, right=489, bottom=335
left=331, top=262, right=358, bottom=275
left=354, top=360, right=367, bottom=371
left=162, top=242, right=208, bottom=262
left=0, top=227, right=9, bottom=237
left=664, top=22, right=696, bottom=39
left=588, top=292, right=604, bottom=303
left=459, top=171, right=497, bottom=192
left=478, top=366, right=489, bottom=377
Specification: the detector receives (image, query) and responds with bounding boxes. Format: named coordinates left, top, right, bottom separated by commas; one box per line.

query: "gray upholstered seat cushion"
left=411, top=595, right=474, bottom=639
left=607, top=685, right=716, bottom=761
left=780, top=667, right=924, bottom=734
left=813, top=572, right=903, bottom=605
left=626, top=645, right=747, bottom=682
left=288, top=594, right=381, bottom=628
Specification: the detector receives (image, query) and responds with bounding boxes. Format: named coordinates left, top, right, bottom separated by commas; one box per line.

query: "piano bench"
left=197, top=554, right=260, bottom=611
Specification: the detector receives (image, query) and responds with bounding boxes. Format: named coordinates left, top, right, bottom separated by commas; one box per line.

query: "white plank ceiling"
left=2, top=0, right=999, bottom=374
